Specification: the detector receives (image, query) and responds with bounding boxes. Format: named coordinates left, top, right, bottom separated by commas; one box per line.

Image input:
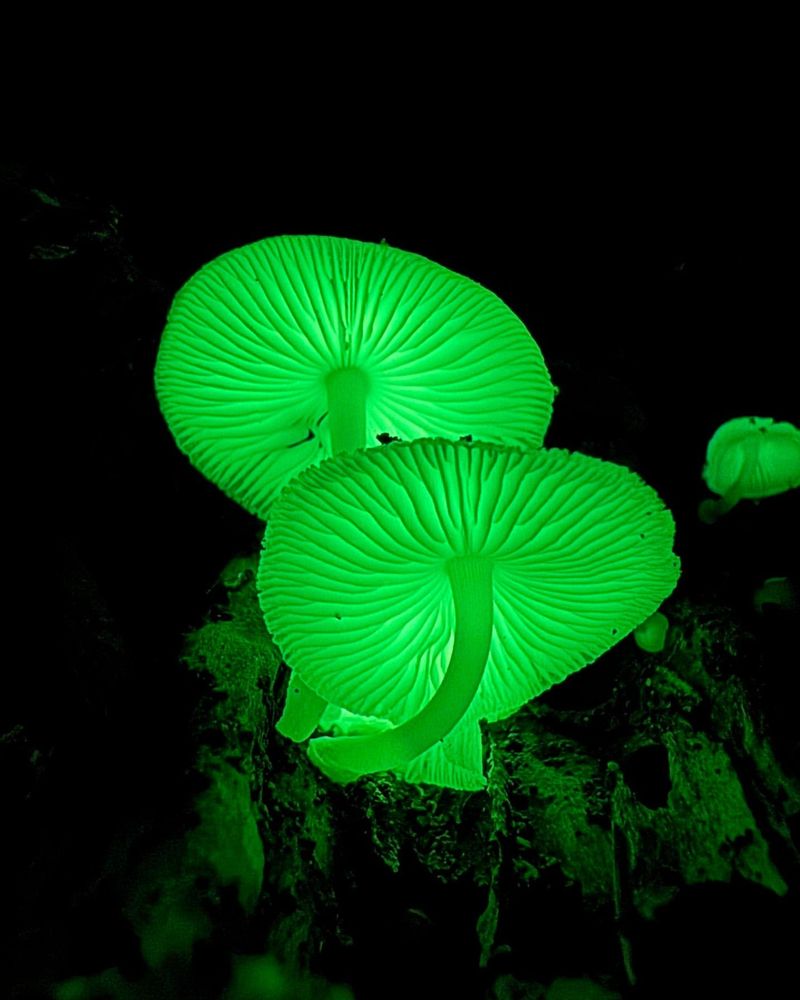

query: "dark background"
left=4, top=150, right=798, bottom=995
left=19, top=153, right=793, bottom=657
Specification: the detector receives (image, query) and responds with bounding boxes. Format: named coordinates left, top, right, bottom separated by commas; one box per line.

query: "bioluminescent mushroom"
left=753, top=577, right=798, bottom=615
left=258, top=438, right=680, bottom=789
left=155, top=235, right=554, bottom=519
left=156, top=236, right=555, bottom=744
left=699, top=417, right=800, bottom=523
left=633, top=611, right=670, bottom=653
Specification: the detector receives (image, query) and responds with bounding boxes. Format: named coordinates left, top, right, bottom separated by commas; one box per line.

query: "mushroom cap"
left=155, top=236, right=554, bottom=518
left=258, top=438, right=680, bottom=739
left=702, top=416, right=800, bottom=500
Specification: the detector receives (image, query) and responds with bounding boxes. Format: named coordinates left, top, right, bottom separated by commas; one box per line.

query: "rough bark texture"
left=79, top=556, right=791, bottom=1000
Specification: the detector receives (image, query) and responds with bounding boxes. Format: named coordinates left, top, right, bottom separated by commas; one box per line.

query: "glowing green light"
left=259, top=438, right=681, bottom=789
left=155, top=235, right=555, bottom=519
left=276, top=675, right=329, bottom=742
left=326, top=366, right=370, bottom=455
left=309, top=555, right=494, bottom=783
left=633, top=611, right=670, bottom=653
left=156, top=235, right=556, bottom=746
left=700, top=416, right=800, bottom=523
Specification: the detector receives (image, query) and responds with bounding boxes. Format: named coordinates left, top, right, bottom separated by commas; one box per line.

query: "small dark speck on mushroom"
left=376, top=432, right=401, bottom=444
left=287, top=429, right=315, bottom=449
left=460, top=434, right=473, bottom=442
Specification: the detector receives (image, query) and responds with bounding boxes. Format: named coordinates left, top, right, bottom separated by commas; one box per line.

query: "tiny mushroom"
left=258, top=438, right=680, bottom=789
left=753, top=577, right=798, bottom=615
left=156, top=235, right=555, bottom=742
left=633, top=611, right=670, bottom=653
left=699, top=416, right=800, bottom=523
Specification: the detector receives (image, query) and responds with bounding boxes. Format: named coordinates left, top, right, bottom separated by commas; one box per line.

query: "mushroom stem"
left=308, top=556, right=494, bottom=784
left=700, top=442, right=762, bottom=523
left=276, top=675, right=330, bottom=742
left=326, top=366, right=370, bottom=454
left=277, top=366, right=371, bottom=741
left=698, top=493, right=740, bottom=524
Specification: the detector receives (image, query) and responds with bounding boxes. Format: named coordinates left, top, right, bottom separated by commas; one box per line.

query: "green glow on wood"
left=308, top=556, right=493, bottom=783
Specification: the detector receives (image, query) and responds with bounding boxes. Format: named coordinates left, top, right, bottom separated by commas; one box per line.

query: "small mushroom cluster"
left=157, top=236, right=681, bottom=789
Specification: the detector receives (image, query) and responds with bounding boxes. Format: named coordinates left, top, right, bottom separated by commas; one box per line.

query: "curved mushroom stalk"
left=260, top=438, right=681, bottom=790
left=308, top=557, right=493, bottom=784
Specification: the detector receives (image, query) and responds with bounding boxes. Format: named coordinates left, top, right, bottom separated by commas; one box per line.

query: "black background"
left=4, top=142, right=798, bottom=997
left=26, top=151, right=794, bottom=659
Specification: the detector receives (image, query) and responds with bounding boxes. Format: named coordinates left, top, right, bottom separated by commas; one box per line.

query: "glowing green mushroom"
left=633, top=611, right=670, bottom=653
left=258, top=438, right=680, bottom=789
left=155, top=235, right=554, bottom=519
left=699, top=416, right=800, bottom=523
left=753, top=577, right=798, bottom=615
left=156, top=236, right=554, bottom=744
